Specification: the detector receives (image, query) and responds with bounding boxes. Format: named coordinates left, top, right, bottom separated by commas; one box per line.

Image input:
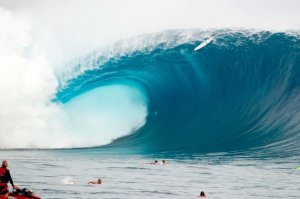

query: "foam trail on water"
left=62, top=177, right=76, bottom=185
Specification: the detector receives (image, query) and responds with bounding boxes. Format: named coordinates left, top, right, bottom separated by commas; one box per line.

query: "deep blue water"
left=56, top=30, right=300, bottom=156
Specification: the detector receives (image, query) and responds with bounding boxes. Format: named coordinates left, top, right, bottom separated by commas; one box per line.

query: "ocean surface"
left=1, top=150, right=300, bottom=199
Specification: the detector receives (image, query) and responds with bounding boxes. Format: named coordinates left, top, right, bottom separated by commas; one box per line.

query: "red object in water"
left=9, top=188, right=41, bottom=199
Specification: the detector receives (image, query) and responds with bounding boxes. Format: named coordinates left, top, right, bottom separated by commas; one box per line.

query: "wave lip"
left=57, top=30, right=300, bottom=155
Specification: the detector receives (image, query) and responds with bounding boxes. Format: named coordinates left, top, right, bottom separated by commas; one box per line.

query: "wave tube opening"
left=61, top=84, right=148, bottom=148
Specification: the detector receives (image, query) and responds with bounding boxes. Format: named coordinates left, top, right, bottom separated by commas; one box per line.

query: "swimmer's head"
left=200, top=191, right=206, bottom=197
left=2, top=160, right=7, bottom=168
left=162, top=160, right=166, bottom=164
left=154, top=160, right=158, bottom=163
left=98, top=179, right=102, bottom=184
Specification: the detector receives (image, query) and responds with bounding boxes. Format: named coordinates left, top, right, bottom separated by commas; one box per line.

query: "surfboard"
left=194, top=37, right=214, bottom=51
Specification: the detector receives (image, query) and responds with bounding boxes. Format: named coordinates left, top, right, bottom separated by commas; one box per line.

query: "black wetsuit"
left=0, top=167, right=14, bottom=195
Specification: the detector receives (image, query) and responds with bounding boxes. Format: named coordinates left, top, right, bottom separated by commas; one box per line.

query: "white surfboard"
left=194, top=37, right=214, bottom=51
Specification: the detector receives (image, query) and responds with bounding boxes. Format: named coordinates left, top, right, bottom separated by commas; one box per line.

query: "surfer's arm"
left=6, top=170, right=15, bottom=189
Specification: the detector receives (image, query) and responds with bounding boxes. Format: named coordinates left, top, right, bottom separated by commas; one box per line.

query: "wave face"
left=57, top=30, right=300, bottom=155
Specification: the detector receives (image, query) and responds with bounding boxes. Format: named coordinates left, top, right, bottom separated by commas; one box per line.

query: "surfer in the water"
left=148, top=160, right=159, bottom=165
left=197, top=191, right=206, bottom=198
left=88, top=178, right=102, bottom=185
left=0, top=160, right=18, bottom=199
left=148, top=160, right=168, bottom=165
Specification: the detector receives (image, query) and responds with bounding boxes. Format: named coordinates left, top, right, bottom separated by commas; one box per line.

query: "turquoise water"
left=57, top=30, right=300, bottom=155
left=2, top=150, right=300, bottom=199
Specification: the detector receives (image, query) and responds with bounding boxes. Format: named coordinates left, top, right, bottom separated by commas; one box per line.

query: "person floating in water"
left=148, top=160, right=168, bottom=165
left=148, top=160, right=159, bottom=165
left=0, top=160, right=18, bottom=199
left=197, top=191, right=206, bottom=198
left=88, top=178, right=102, bottom=185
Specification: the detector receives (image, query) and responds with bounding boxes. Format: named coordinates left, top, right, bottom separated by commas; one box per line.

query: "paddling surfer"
left=88, top=178, right=102, bottom=184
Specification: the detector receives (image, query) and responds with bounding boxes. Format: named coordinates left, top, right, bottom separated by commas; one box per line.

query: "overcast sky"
left=1, top=0, right=299, bottom=61
left=1, top=0, right=299, bottom=30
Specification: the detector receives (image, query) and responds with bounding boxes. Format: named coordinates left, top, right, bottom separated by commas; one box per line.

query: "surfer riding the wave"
left=194, top=36, right=214, bottom=51
left=0, top=160, right=18, bottom=199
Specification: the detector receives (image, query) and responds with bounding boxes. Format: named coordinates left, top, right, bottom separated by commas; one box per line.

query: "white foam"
left=0, top=8, right=147, bottom=148
left=0, top=8, right=70, bottom=148
left=62, top=177, right=76, bottom=185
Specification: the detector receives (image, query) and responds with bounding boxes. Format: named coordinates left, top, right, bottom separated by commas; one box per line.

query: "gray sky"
left=1, top=0, right=300, bottom=31
left=1, top=0, right=299, bottom=61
